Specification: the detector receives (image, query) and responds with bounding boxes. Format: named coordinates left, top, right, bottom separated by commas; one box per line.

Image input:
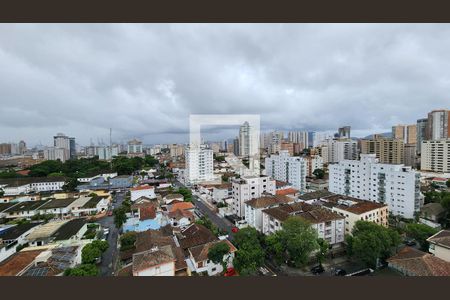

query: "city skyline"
left=1, top=24, right=450, bottom=145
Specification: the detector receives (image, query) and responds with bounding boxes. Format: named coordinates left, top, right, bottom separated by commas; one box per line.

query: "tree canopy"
left=64, top=264, right=99, bottom=276
left=207, top=242, right=230, bottom=265
left=233, top=227, right=265, bottom=276
left=266, top=217, right=319, bottom=267
left=346, top=221, right=401, bottom=268
left=405, top=223, right=438, bottom=251
left=81, top=240, right=108, bottom=264
left=313, top=168, right=325, bottom=179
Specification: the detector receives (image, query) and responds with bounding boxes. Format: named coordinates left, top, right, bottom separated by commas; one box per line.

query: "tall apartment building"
left=421, top=140, right=450, bottom=173
left=0, top=143, right=12, bottom=155
left=360, top=135, right=404, bottom=164
left=325, top=139, right=358, bottom=163
left=18, top=140, right=27, bottom=155
left=328, top=154, right=423, bottom=218
left=239, top=122, right=251, bottom=157
left=312, top=132, right=333, bottom=147
left=426, top=109, right=450, bottom=140
left=266, top=131, right=284, bottom=154
left=392, top=124, right=417, bottom=145
left=338, top=126, right=351, bottom=139
left=416, top=118, right=428, bottom=154
left=169, top=144, right=184, bottom=158
left=265, top=150, right=307, bottom=191
left=288, top=131, right=309, bottom=150
left=185, top=145, right=214, bottom=185
left=231, top=175, right=276, bottom=217
left=127, top=139, right=143, bottom=154
left=232, top=138, right=239, bottom=156
left=404, top=144, right=417, bottom=167
left=43, top=147, right=67, bottom=162
left=53, top=133, right=75, bottom=161
left=280, top=142, right=294, bottom=156
left=305, top=155, right=324, bottom=177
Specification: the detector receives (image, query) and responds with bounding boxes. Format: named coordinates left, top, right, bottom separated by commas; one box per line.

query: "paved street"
left=174, top=179, right=235, bottom=240
left=97, top=191, right=126, bottom=276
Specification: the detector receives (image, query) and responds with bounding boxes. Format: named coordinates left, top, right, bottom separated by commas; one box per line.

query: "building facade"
left=360, top=135, right=405, bottom=164
left=265, top=150, right=307, bottom=191
left=185, top=145, right=214, bottom=185
left=231, top=176, right=276, bottom=217
left=421, top=140, right=450, bottom=173
left=328, top=154, right=423, bottom=219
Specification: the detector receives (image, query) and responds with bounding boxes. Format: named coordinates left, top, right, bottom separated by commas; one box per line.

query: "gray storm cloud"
left=0, top=24, right=449, bottom=146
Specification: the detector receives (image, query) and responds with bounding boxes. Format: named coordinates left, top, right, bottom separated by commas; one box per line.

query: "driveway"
left=97, top=191, right=126, bottom=276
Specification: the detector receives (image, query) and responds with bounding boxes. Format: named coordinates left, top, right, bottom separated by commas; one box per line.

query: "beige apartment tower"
left=360, top=135, right=404, bottom=164
left=392, top=124, right=417, bottom=145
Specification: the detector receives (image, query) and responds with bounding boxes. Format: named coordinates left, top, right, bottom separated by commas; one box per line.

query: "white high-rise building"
left=326, top=139, right=358, bottom=163
left=239, top=122, right=251, bottom=157
left=265, top=150, right=307, bottom=191
left=421, top=140, right=450, bottom=173
left=329, top=154, right=423, bottom=219
left=185, top=145, right=214, bottom=184
left=53, top=133, right=73, bottom=161
left=43, top=147, right=67, bottom=162
left=127, top=139, right=143, bottom=154
left=288, top=131, right=309, bottom=149
left=231, top=175, right=276, bottom=217
left=312, top=132, right=333, bottom=147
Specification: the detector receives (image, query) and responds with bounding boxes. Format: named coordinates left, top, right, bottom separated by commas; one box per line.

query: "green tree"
left=233, top=227, right=265, bottom=275
left=0, top=188, right=4, bottom=197
left=348, top=221, right=401, bottom=268
left=91, top=240, right=109, bottom=252
left=62, top=177, right=79, bottom=192
left=266, top=217, right=319, bottom=267
left=64, top=264, right=99, bottom=276
left=313, top=168, right=325, bottom=179
left=208, top=242, right=230, bottom=271
left=405, top=223, right=438, bottom=251
left=316, top=238, right=329, bottom=266
left=81, top=243, right=102, bottom=264
left=120, top=231, right=137, bottom=250
left=113, top=206, right=127, bottom=229
left=177, top=187, right=193, bottom=202
left=447, top=179, right=450, bottom=188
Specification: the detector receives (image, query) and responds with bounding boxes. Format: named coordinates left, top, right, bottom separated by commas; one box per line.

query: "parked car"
left=334, top=268, right=347, bottom=276
left=310, top=265, right=325, bottom=275
left=405, top=239, right=416, bottom=246
left=231, top=227, right=239, bottom=233
left=224, top=267, right=236, bottom=276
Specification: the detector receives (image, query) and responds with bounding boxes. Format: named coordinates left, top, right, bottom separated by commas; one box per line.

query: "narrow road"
left=97, top=191, right=125, bottom=276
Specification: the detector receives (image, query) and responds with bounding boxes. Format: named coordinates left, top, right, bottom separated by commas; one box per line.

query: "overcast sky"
left=0, top=24, right=449, bottom=147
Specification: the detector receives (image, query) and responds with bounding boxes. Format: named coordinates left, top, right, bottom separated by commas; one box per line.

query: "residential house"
left=0, top=222, right=42, bottom=263
left=320, top=194, right=389, bottom=235
left=387, top=246, right=450, bottom=276
left=131, top=185, right=156, bottom=201
left=163, top=194, right=184, bottom=205
left=0, top=177, right=66, bottom=196
left=262, top=203, right=345, bottom=246
left=110, top=175, right=133, bottom=189
left=187, top=239, right=237, bottom=276
left=2, top=200, right=50, bottom=220
left=119, top=229, right=188, bottom=276
left=427, top=230, right=450, bottom=262
left=132, top=246, right=176, bottom=276
left=212, top=183, right=232, bottom=203
left=168, top=209, right=194, bottom=228
left=244, top=195, right=294, bottom=232
left=420, top=203, right=446, bottom=229
left=36, top=198, right=78, bottom=219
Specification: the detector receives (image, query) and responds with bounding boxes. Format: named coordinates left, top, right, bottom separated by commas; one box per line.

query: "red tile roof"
left=168, top=202, right=194, bottom=213
left=387, top=247, right=450, bottom=276
left=276, top=188, right=299, bottom=196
